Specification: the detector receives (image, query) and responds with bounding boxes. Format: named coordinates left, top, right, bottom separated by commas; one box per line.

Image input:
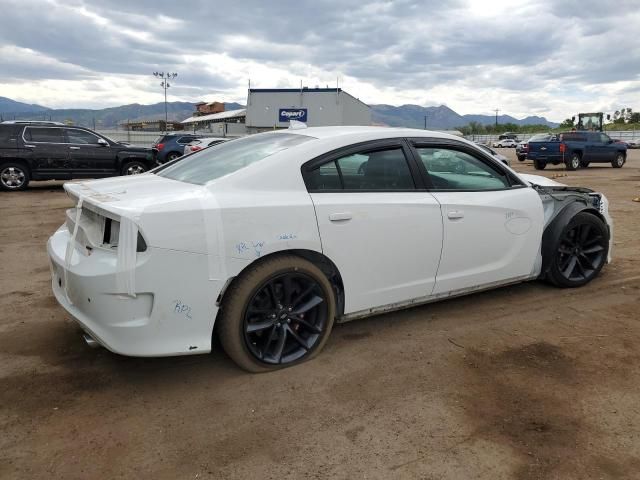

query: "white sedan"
left=493, top=139, right=518, bottom=148
left=48, top=126, right=612, bottom=372
left=183, top=137, right=229, bottom=155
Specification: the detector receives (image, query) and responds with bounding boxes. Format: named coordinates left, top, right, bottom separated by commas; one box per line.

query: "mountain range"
left=0, top=96, right=558, bottom=129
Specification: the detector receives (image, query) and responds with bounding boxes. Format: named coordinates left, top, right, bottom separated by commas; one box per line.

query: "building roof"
left=181, top=108, right=246, bottom=124
left=249, top=88, right=344, bottom=93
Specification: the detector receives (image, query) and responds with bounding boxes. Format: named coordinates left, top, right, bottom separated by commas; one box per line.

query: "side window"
left=307, top=160, right=341, bottom=190
left=66, top=129, right=101, bottom=144
left=599, top=134, right=610, bottom=143
left=24, top=127, right=65, bottom=143
left=416, top=147, right=510, bottom=191
left=177, top=136, right=195, bottom=144
left=307, top=147, right=415, bottom=191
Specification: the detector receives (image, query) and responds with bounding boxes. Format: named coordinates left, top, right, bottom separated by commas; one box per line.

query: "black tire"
left=120, top=161, right=147, bottom=176
left=517, top=155, right=526, bottom=162
left=546, top=212, right=608, bottom=288
left=565, top=153, right=581, bottom=171
left=166, top=152, right=181, bottom=162
left=217, top=255, right=336, bottom=372
left=611, top=153, right=625, bottom=168
left=533, top=159, right=546, bottom=170
left=0, top=162, right=30, bottom=191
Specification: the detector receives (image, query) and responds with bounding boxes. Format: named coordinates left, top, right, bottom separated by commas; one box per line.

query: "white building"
left=245, top=88, right=371, bottom=133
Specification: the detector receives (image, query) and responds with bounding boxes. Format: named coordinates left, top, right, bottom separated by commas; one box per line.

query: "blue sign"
left=279, top=108, right=308, bottom=123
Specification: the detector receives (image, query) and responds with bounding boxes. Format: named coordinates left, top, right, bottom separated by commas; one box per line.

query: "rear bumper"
left=47, top=225, right=221, bottom=356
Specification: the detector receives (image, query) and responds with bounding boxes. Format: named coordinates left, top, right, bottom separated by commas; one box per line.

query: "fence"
left=466, top=130, right=640, bottom=144
left=96, top=123, right=248, bottom=147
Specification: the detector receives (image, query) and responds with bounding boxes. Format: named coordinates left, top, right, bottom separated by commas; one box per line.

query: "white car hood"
left=519, top=173, right=567, bottom=187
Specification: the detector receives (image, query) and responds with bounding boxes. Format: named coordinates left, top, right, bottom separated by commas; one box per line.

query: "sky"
left=0, top=0, right=639, bottom=122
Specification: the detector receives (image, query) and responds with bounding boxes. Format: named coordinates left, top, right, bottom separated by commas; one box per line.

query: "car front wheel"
left=217, top=255, right=336, bottom=372
left=565, top=153, right=581, bottom=171
left=121, top=161, right=147, bottom=175
left=546, top=212, right=608, bottom=288
left=612, top=153, right=625, bottom=168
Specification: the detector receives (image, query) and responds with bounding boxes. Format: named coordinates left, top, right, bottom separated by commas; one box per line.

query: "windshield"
left=156, top=132, right=314, bottom=185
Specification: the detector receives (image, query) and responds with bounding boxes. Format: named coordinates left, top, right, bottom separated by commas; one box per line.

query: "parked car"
left=528, top=131, right=627, bottom=170
left=475, top=143, right=510, bottom=166
left=492, top=138, right=518, bottom=148
left=0, top=121, right=154, bottom=191
left=516, top=134, right=557, bottom=161
left=627, top=139, right=639, bottom=149
left=183, top=137, right=229, bottom=155
left=152, top=133, right=204, bottom=164
left=516, top=141, right=528, bottom=161
left=48, top=126, right=612, bottom=372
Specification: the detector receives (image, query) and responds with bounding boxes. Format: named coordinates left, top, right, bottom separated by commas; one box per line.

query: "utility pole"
left=153, top=71, right=178, bottom=132
left=494, top=108, right=500, bottom=128
left=424, top=114, right=427, bottom=130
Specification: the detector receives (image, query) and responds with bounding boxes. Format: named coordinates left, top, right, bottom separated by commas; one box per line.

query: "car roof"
left=284, top=125, right=467, bottom=142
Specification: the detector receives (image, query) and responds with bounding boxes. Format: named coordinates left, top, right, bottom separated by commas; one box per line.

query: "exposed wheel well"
left=214, top=249, right=346, bottom=324
left=1, top=158, right=31, bottom=175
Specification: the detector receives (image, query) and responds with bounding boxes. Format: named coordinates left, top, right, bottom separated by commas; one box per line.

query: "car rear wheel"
left=533, top=159, right=546, bottom=170
left=121, top=161, right=147, bottom=176
left=217, top=255, right=336, bottom=372
left=546, top=212, right=608, bottom=288
left=166, top=152, right=181, bottom=162
left=611, top=153, right=625, bottom=168
left=565, top=153, right=581, bottom=171
left=0, top=162, right=30, bottom=191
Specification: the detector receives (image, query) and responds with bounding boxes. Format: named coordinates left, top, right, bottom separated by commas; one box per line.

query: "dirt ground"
left=1, top=149, right=639, bottom=480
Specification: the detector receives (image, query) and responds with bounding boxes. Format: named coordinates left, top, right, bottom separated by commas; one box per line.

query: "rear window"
left=0, top=125, right=22, bottom=145
left=560, top=133, right=587, bottom=142
left=529, top=134, right=557, bottom=142
left=157, top=132, right=314, bottom=185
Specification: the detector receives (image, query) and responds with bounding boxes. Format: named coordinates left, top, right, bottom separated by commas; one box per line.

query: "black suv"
left=0, top=121, right=154, bottom=191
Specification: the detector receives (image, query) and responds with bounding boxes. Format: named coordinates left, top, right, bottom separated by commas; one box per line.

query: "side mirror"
left=97, top=138, right=109, bottom=146
left=608, top=139, right=614, bottom=144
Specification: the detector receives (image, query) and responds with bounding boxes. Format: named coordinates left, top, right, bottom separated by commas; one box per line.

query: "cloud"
left=0, top=0, right=638, bottom=121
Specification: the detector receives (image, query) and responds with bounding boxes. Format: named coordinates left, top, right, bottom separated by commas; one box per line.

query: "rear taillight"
left=156, top=143, right=165, bottom=151
left=191, top=146, right=202, bottom=152
left=559, top=143, right=566, bottom=153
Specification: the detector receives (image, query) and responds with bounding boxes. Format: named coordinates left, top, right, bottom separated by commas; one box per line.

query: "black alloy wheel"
left=548, top=212, right=608, bottom=287
left=243, top=272, right=328, bottom=365
left=166, top=152, right=181, bottom=162
left=217, top=255, right=336, bottom=372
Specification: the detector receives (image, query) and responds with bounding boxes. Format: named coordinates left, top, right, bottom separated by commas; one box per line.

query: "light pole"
left=494, top=108, right=500, bottom=128
left=153, top=72, right=178, bottom=131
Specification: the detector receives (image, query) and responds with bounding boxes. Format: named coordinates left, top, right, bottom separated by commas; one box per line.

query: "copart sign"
left=279, top=108, right=308, bottom=123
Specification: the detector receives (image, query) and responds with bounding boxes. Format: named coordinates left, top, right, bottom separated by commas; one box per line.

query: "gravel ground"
left=1, top=149, right=639, bottom=479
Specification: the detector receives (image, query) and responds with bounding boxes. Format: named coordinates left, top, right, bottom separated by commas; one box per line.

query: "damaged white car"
left=48, top=126, right=612, bottom=372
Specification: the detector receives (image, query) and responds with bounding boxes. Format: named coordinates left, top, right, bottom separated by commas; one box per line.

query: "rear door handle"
left=447, top=210, right=464, bottom=220
left=24, top=144, right=36, bottom=148
left=69, top=146, right=80, bottom=150
left=329, top=212, right=352, bottom=222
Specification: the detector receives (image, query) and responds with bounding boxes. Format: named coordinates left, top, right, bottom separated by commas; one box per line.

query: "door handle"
left=329, top=212, right=352, bottom=222
left=69, top=146, right=80, bottom=150
left=447, top=210, right=464, bottom=220
left=24, top=144, right=36, bottom=148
